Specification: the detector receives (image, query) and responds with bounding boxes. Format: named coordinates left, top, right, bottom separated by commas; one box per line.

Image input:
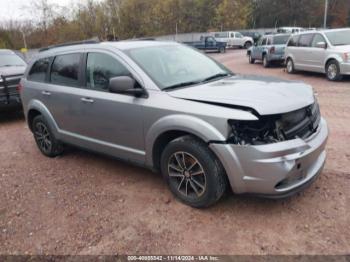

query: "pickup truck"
left=0, top=49, right=27, bottom=111
left=184, top=36, right=226, bottom=53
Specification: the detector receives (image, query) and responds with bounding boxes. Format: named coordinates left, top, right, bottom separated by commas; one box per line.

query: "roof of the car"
left=0, top=49, right=15, bottom=55
left=297, top=28, right=350, bottom=35
left=38, top=40, right=178, bottom=56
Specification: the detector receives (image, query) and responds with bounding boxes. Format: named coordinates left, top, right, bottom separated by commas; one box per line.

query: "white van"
left=214, top=31, right=254, bottom=49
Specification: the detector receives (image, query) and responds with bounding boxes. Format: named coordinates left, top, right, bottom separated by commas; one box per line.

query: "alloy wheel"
left=34, top=122, right=52, bottom=154
left=167, top=151, right=207, bottom=198
left=327, top=64, right=337, bottom=80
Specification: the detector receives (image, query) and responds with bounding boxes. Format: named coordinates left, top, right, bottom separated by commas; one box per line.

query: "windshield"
left=0, top=54, right=26, bottom=67
left=273, top=35, right=290, bottom=45
left=127, top=44, right=232, bottom=90
left=325, top=30, right=350, bottom=46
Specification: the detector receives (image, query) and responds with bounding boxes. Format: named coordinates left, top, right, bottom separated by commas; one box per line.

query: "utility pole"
left=324, top=0, right=328, bottom=28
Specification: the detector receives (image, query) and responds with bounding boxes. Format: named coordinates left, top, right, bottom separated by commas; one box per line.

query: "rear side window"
left=287, top=35, right=299, bottom=47
left=298, top=34, right=314, bottom=47
left=28, top=58, right=50, bottom=82
left=86, top=53, right=130, bottom=91
left=50, top=54, right=81, bottom=86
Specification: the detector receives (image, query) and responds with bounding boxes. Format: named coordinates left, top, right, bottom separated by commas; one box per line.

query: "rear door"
left=295, top=33, right=314, bottom=70
left=71, top=51, right=145, bottom=163
left=307, top=33, right=328, bottom=73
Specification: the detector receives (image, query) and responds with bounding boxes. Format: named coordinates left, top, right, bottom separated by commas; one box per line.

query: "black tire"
left=244, top=41, right=252, bottom=49
left=326, top=60, right=343, bottom=81
left=286, top=58, right=295, bottom=74
left=262, top=54, right=269, bottom=68
left=219, top=47, right=225, bottom=53
left=32, top=115, right=64, bottom=157
left=248, top=52, right=255, bottom=64
left=160, top=135, right=228, bottom=208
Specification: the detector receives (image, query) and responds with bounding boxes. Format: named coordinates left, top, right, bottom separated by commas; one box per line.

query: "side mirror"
left=316, top=41, right=327, bottom=49
left=109, top=76, right=146, bottom=97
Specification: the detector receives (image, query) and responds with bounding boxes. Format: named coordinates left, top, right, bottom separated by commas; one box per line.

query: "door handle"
left=81, top=97, right=94, bottom=103
left=41, top=91, right=51, bottom=96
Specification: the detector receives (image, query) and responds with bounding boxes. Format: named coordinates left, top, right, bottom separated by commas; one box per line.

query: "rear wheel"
left=244, top=41, right=252, bottom=49
left=160, top=135, right=228, bottom=208
left=32, top=115, right=64, bottom=157
left=286, top=58, right=295, bottom=74
left=248, top=53, right=255, bottom=64
left=263, top=55, right=269, bottom=68
left=326, top=60, right=343, bottom=81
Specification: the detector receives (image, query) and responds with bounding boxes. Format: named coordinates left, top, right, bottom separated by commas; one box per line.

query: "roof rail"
left=39, top=39, right=100, bottom=52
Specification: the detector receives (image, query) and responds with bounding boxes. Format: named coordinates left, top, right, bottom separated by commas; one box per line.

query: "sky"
left=0, top=0, right=87, bottom=21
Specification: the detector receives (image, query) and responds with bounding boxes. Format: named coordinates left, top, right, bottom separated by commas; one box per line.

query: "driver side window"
left=86, top=53, right=130, bottom=91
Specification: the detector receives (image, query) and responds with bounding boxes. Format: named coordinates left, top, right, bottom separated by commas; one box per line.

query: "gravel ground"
left=0, top=50, right=349, bottom=255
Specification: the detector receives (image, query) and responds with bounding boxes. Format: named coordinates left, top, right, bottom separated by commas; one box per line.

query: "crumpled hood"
left=0, top=66, right=26, bottom=77
left=168, top=75, right=315, bottom=115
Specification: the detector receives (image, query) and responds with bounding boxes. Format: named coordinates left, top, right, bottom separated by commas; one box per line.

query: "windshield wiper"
left=201, top=72, right=231, bottom=82
left=163, top=81, right=201, bottom=91
left=0, top=65, right=14, bottom=67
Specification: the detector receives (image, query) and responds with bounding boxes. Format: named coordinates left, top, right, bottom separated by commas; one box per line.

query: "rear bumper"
left=339, top=62, right=350, bottom=75
left=0, top=95, right=22, bottom=111
left=268, top=53, right=285, bottom=62
left=210, top=118, right=328, bottom=197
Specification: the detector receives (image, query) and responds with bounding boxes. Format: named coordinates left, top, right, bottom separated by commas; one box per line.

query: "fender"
left=27, top=99, right=61, bottom=139
left=145, top=114, right=227, bottom=167
left=324, top=54, right=344, bottom=72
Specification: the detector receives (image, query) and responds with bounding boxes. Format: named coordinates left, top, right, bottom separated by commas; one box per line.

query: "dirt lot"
left=0, top=50, right=349, bottom=255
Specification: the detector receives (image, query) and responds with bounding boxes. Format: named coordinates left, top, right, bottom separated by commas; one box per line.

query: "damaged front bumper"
left=210, top=117, right=328, bottom=197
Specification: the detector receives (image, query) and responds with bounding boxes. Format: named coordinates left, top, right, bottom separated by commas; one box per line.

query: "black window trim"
left=297, top=33, right=315, bottom=48
left=48, top=52, right=84, bottom=88
left=27, top=57, right=53, bottom=83
left=82, top=50, right=148, bottom=97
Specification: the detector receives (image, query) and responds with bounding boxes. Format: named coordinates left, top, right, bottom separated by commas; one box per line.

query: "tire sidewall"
left=160, top=137, right=225, bottom=208
left=32, top=115, right=62, bottom=157
left=263, top=55, right=269, bottom=67
left=286, top=58, right=294, bottom=73
left=326, top=61, right=342, bottom=81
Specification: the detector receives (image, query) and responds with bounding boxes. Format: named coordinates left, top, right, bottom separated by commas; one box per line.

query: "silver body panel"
left=285, top=28, right=350, bottom=76
left=21, top=41, right=328, bottom=196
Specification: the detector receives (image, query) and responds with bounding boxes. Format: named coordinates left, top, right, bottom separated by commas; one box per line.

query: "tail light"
left=270, top=46, right=275, bottom=54
left=17, top=83, right=23, bottom=93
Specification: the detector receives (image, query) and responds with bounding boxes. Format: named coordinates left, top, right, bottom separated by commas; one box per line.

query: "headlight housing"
left=228, top=102, right=321, bottom=145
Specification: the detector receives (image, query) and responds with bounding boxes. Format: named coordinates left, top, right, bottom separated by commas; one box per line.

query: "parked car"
left=0, top=49, right=27, bottom=112
left=21, top=40, right=328, bottom=207
left=285, top=28, right=350, bottom=81
left=277, top=27, right=305, bottom=34
left=214, top=31, right=254, bottom=49
left=184, top=36, right=226, bottom=53
left=247, top=34, right=291, bottom=67
left=240, top=31, right=262, bottom=43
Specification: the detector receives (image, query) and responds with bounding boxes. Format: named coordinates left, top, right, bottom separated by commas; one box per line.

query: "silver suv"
left=20, top=40, right=328, bottom=207
left=285, top=28, right=350, bottom=81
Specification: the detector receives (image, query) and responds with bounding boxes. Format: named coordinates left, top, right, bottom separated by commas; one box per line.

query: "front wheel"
left=160, top=136, right=228, bottom=208
left=326, top=60, right=343, bottom=81
left=219, top=47, right=225, bottom=53
left=32, top=115, right=64, bottom=157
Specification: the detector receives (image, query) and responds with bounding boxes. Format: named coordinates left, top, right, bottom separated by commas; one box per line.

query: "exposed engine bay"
left=228, top=102, right=321, bottom=145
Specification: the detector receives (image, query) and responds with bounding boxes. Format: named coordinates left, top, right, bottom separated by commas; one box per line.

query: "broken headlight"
left=228, top=118, right=285, bottom=145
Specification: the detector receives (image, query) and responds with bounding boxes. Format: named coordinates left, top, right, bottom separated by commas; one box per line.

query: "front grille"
left=280, top=102, right=321, bottom=140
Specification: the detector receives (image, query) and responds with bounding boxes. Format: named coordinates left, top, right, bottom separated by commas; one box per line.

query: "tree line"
left=0, top=0, right=349, bottom=49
